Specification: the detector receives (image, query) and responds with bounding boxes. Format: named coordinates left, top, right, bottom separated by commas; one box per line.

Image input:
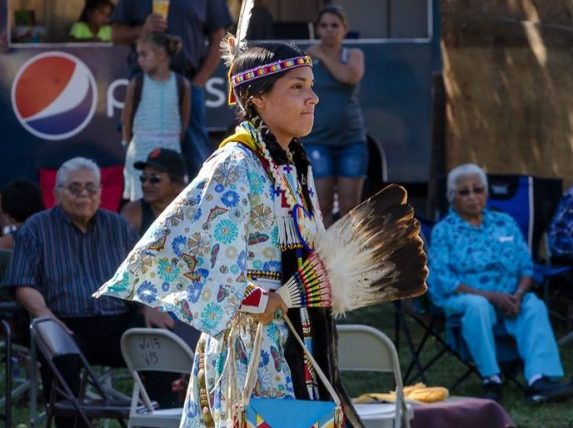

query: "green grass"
left=3, top=302, right=573, bottom=427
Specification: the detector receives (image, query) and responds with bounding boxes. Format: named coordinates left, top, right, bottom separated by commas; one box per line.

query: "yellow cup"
left=152, top=0, right=170, bottom=19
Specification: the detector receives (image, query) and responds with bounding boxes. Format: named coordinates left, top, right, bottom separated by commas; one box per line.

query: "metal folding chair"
left=31, top=317, right=132, bottom=428
left=337, top=324, right=413, bottom=428
left=121, top=328, right=194, bottom=428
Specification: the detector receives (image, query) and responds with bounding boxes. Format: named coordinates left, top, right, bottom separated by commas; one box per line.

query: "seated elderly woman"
left=428, top=163, right=573, bottom=403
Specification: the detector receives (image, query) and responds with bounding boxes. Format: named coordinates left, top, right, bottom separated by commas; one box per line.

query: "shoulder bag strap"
left=241, top=315, right=342, bottom=407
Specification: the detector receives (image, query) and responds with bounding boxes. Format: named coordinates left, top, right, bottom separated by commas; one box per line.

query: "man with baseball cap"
left=121, top=147, right=187, bottom=236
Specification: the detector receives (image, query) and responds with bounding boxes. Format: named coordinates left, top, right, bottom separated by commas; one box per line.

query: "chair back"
left=31, top=317, right=81, bottom=359
left=337, top=324, right=402, bottom=384
left=487, top=174, right=562, bottom=257
left=121, top=328, right=194, bottom=424
left=337, top=324, right=409, bottom=428
left=121, top=328, right=194, bottom=374
left=30, top=318, right=130, bottom=426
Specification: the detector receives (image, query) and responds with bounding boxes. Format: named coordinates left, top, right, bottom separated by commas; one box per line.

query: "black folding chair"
left=31, top=317, right=132, bottom=428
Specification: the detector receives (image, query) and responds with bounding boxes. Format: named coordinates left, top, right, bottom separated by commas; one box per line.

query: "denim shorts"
left=305, top=142, right=369, bottom=179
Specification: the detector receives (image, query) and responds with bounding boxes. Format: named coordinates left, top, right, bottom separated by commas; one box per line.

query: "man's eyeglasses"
left=319, top=22, right=341, bottom=29
left=61, top=183, right=100, bottom=197
left=457, top=186, right=486, bottom=197
left=139, top=174, right=162, bottom=184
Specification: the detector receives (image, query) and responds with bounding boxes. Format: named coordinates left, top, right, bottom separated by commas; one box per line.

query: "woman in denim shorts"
left=305, top=5, right=367, bottom=226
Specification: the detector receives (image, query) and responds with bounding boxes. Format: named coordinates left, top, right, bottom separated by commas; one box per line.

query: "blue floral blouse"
left=428, top=209, right=533, bottom=307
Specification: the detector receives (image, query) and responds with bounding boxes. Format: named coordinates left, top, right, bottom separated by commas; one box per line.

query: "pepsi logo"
left=11, top=52, right=97, bottom=141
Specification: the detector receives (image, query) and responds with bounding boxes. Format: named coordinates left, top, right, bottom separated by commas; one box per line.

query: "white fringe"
left=277, top=215, right=301, bottom=246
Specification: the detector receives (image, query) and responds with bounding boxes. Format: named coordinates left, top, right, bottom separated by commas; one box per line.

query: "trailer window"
left=228, top=0, right=432, bottom=41
left=7, top=0, right=113, bottom=45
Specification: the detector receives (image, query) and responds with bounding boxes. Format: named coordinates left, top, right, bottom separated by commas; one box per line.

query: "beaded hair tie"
left=228, top=55, right=313, bottom=105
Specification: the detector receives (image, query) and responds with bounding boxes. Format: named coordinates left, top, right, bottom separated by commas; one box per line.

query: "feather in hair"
left=277, top=184, right=428, bottom=317
left=234, top=0, right=254, bottom=56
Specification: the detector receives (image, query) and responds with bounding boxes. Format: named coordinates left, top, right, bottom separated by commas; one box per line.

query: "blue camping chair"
left=486, top=174, right=570, bottom=287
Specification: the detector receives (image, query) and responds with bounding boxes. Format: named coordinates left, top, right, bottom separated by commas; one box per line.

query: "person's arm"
left=95, top=149, right=259, bottom=338
left=193, top=28, right=225, bottom=87
left=0, top=234, right=13, bottom=250
left=141, top=306, right=175, bottom=329
left=15, top=286, right=53, bottom=318
left=180, top=78, right=191, bottom=137
left=111, top=14, right=167, bottom=46
left=514, top=276, right=533, bottom=301
left=455, top=283, right=519, bottom=315
left=307, top=46, right=364, bottom=84
left=15, top=287, right=73, bottom=333
left=121, top=78, right=137, bottom=144
left=120, top=200, right=142, bottom=233
left=428, top=224, right=463, bottom=298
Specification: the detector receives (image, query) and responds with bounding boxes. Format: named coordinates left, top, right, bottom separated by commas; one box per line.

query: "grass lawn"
left=3, top=302, right=573, bottom=427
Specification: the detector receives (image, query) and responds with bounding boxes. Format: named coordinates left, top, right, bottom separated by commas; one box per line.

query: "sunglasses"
left=319, top=22, right=342, bottom=29
left=139, top=174, right=162, bottom=184
left=62, top=183, right=100, bottom=197
left=457, top=186, right=486, bottom=197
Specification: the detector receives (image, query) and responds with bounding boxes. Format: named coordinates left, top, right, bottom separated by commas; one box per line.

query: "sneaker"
left=481, top=379, right=502, bottom=402
left=527, top=376, right=573, bottom=404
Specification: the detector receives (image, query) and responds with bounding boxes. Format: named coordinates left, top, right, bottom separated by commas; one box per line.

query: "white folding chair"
left=337, top=324, right=414, bottom=428
left=120, top=328, right=194, bottom=428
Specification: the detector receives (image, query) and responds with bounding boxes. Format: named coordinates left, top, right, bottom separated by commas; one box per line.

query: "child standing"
left=69, top=0, right=114, bottom=42
left=122, top=32, right=191, bottom=201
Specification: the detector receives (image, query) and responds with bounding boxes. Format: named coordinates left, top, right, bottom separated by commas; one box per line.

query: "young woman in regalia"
left=96, top=37, right=364, bottom=427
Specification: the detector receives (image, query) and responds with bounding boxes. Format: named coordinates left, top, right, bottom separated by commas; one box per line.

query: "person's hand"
left=143, top=13, right=167, bottom=33
left=486, top=292, right=519, bottom=316
left=253, top=292, right=287, bottom=325
left=192, top=74, right=208, bottom=88
left=306, top=44, right=323, bottom=61
left=512, top=290, right=526, bottom=316
left=143, top=307, right=175, bottom=329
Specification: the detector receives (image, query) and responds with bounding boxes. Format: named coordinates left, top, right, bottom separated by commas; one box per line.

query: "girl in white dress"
left=122, top=31, right=190, bottom=201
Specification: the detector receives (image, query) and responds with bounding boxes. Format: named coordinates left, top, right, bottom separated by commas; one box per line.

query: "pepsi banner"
left=1, top=46, right=130, bottom=186
left=0, top=45, right=235, bottom=188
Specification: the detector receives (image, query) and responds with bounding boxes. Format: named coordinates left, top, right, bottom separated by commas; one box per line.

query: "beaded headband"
left=228, top=55, right=313, bottom=105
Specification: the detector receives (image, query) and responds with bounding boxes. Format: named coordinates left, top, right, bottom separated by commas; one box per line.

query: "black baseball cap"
left=134, top=148, right=187, bottom=181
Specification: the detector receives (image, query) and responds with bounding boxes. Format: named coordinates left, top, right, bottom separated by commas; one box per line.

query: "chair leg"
left=403, top=317, right=438, bottom=383
left=397, top=311, right=427, bottom=384
left=406, top=313, right=483, bottom=388
left=558, top=331, right=573, bottom=346
left=450, top=368, right=475, bottom=392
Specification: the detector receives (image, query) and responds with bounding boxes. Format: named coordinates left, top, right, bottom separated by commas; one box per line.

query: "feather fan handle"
left=234, top=0, right=254, bottom=56
left=276, top=252, right=333, bottom=309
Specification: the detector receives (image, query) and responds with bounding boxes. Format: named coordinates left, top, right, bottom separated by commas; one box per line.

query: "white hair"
left=55, top=157, right=101, bottom=188
left=446, top=163, right=488, bottom=205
